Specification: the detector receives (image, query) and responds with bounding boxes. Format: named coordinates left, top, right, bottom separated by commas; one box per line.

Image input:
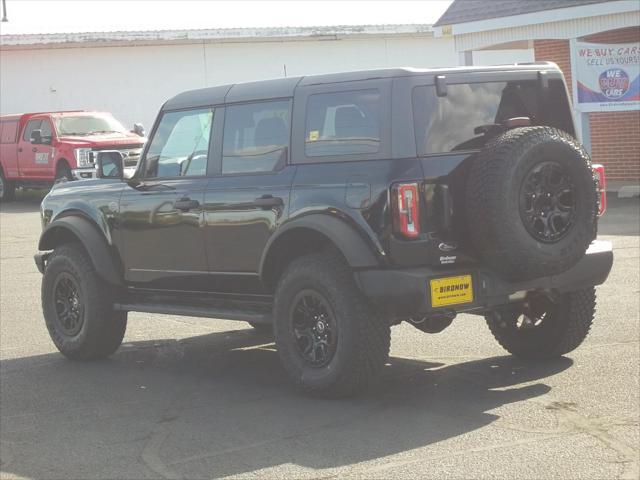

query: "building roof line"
left=0, top=24, right=435, bottom=48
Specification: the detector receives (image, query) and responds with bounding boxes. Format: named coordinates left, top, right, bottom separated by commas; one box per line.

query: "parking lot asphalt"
left=0, top=192, right=638, bottom=480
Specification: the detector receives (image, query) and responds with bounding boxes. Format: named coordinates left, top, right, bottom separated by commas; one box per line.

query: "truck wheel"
left=466, top=127, right=597, bottom=280
left=55, top=164, right=73, bottom=184
left=0, top=168, right=16, bottom=202
left=42, top=243, right=127, bottom=360
left=273, top=252, right=390, bottom=397
left=485, top=288, right=595, bottom=359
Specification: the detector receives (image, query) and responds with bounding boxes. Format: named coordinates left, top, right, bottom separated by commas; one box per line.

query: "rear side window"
left=0, top=121, right=18, bottom=144
left=222, top=100, right=290, bottom=175
left=413, top=79, right=573, bottom=154
left=143, top=108, right=213, bottom=178
left=304, top=89, right=381, bottom=157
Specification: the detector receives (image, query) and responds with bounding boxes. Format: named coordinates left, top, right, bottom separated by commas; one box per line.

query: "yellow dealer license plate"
left=430, top=275, right=474, bottom=308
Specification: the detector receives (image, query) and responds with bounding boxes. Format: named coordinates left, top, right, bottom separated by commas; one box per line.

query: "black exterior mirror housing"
left=132, top=123, right=145, bottom=137
left=30, top=129, right=43, bottom=144
left=95, top=151, right=124, bottom=179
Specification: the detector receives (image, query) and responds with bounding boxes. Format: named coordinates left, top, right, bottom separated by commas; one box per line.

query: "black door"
left=202, top=100, right=294, bottom=294
left=119, top=107, right=215, bottom=291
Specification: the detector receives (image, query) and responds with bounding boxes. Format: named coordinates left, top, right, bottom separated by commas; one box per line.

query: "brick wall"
left=534, top=27, right=640, bottom=182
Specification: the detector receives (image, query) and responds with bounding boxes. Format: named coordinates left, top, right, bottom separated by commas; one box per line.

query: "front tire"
left=274, top=252, right=390, bottom=397
left=486, top=288, right=596, bottom=359
left=42, top=243, right=127, bottom=360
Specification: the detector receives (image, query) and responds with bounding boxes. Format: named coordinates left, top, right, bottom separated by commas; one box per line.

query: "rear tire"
left=485, top=288, right=596, bottom=359
left=42, top=243, right=126, bottom=360
left=0, top=168, right=16, bottom=202
left=274, top=252, right=390, bottom=397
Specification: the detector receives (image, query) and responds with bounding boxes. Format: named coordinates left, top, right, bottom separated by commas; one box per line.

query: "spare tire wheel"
left=466, top=126, right=597, bottom=281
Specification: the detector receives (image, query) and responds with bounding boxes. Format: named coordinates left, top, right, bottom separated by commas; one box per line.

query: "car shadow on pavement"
left=0, top=327, right=573, bottom=479
left=0, top=192, right=47, bottom=214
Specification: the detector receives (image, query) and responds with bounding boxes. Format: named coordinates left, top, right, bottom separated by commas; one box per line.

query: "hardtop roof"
left=163, top=63, right=563, bottom=110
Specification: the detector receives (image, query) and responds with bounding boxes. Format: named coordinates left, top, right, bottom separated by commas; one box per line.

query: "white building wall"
left=0, top=35, right=531, bottom=130
left=472, top=48, right=535, bottom=65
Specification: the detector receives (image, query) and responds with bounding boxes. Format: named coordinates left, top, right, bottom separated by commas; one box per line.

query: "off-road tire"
left=54, top=163, right=73, bottom=184
left=42, top=243, right=127, bottom=360
left=273, top=252, right=390, bottom=397
left=486, top=288, right=596, bottom=359
left=466, top=127, right=597, bottom=280
left=0, top=168, right=16, bottom=202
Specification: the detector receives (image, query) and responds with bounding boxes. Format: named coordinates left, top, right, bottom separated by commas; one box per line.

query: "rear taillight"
left=593, top=164, right=606, bottom=216
left=392, top=182, right=421, bottom=239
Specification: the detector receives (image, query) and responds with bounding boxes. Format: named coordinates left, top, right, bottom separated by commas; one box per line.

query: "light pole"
left=1, top=0, right=8, bottom=22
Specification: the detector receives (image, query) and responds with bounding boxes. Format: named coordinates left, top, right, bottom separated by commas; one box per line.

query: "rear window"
left=413, top=79, right=573, bottom=155
left=0, top=121, right=18, bottom=144
left=305, top=89, right=381, bottom=157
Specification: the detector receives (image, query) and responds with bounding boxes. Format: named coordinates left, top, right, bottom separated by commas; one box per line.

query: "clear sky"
left=0, top=1, right=453, bottom=35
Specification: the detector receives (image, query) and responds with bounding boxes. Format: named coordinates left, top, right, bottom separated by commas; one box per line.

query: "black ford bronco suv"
left=36, top=64, right=612, bottom=397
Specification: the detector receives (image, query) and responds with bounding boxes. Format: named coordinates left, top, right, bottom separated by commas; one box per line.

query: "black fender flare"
left=38, top=216, right=123, bottom=286
left=259, top=214, right=381, bottom=284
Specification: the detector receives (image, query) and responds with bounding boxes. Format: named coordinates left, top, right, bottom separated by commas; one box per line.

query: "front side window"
left=143, top=108, right=214, bottom=178
left=39, top=120, right=53, bottom=138
left=222, top=100, right=290, bottom=175
left=23, top=120, right=42, bottom=141
left=305, top=89, right=381, bottom=157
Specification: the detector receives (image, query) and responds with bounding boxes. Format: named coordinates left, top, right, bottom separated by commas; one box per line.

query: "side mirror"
left=132, top=123, right=145, bottom=137
left=95, top=150, right=124, bottom=179
left=30, top=129, right=43, bottom=144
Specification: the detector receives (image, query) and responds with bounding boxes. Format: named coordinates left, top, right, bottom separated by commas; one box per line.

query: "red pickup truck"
left=0, top=111, right=145, bottom=201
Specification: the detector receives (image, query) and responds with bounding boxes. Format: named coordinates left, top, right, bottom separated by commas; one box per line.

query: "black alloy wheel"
left=485, top=288, right=596, bottom=359
left=53, top=272, right=85, bottom=336
left=520, top=161, right=576, bottom=243
left=290, top=290, right=338, bottom=368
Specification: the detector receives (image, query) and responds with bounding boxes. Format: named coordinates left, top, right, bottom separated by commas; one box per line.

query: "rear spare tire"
left=466, top=127, right=597, bottom=280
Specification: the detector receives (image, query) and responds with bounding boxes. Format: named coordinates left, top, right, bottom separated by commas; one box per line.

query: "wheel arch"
left=55, top=158, right=71, bottom=174
left=38, top=215, right=123, bottom=286
left=259, top=214, right=381, bottom=290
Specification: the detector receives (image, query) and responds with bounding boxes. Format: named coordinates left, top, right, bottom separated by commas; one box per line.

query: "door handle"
left=174, top=197, right=200, bottom=211
left=18, top=147, right=23, bottom=153
left=253, top=195, right=283, bottom=208
left=32, top=147, right=37, bottom=153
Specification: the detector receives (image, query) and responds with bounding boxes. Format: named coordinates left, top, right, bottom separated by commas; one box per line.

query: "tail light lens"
left=392, top=182, right=421, bottom=238
left=593, top=164, right=606, bottom=216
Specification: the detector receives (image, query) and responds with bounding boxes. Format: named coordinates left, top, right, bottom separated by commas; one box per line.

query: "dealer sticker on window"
left=430, top=274, right=473, bottom=308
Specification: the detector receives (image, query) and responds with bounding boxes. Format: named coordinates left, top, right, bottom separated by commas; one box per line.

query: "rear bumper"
left=355, top=240, right=613, bottom=317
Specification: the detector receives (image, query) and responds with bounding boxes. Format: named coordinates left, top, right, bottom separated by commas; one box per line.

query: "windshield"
left=55, top=115, right=127, bottom=136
